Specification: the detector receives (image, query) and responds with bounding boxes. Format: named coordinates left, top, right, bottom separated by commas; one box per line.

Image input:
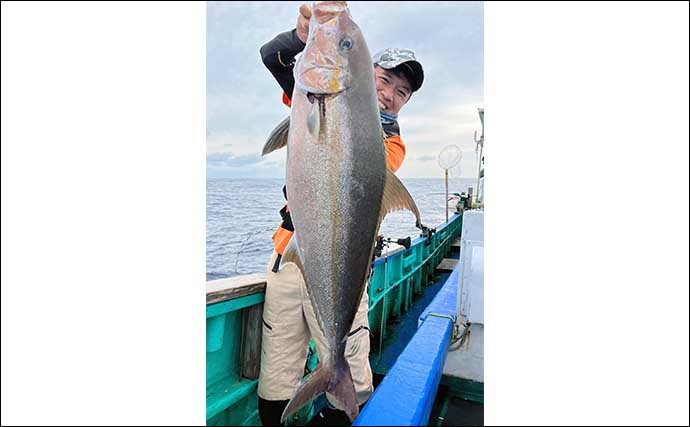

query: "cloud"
left=206, top=128, right=270, bottom=159
left=207, top=1, right=483, bottom=178
left=206, top=152, right=263, bottom=168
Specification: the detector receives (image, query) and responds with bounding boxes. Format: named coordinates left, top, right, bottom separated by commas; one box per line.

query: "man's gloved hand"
left=296, top=2, right=350, bottom=44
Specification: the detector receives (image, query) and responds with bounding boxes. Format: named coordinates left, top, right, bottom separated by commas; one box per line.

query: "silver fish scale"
left=288, top=93, right=384, bottom=351
left=285, top=7, right=385, bottom=374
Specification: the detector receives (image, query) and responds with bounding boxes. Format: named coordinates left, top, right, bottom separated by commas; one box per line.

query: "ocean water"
left=206, top=177, right=478, bottom=280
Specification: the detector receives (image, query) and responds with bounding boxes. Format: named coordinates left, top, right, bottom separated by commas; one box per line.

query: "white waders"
left=257, top=250, right=374, bottom=408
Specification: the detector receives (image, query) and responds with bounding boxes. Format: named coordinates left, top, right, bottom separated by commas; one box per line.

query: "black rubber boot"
left=314, top=403, right=367, bottom=427
left=258, top=397, right=289, bottom=426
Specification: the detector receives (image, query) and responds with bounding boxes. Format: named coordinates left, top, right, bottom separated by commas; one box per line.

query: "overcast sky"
left=207, top=1, right=484, bottom=179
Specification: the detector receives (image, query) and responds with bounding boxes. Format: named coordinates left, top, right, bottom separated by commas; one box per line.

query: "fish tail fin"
left=329, top=359, right=360, bottom=423
left=280, top=364, right=332, bottom=423
left=280, top=360, right=360, bottom=423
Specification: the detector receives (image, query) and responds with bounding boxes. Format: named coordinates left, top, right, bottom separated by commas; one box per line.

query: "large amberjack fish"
left=262, top=1, right=422, bottom=422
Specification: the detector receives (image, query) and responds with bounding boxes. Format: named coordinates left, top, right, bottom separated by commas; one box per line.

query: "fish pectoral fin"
left=261, top=116, right=290, bottom=155
left=380, top=168, right=423, bottom=228
left=307, top=102, right=321, bottom=137
left=280, top=237, right=306, bottom=278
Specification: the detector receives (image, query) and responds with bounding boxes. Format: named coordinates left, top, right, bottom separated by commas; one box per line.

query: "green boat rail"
left=206, top=213, right=463, bottom=426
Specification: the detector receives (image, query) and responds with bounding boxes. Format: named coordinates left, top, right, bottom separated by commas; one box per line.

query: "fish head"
left=295, top=1, right=371, bottom=97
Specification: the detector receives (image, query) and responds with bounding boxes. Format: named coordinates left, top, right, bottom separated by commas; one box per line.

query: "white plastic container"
left=458, top=209, right=484, bottom=324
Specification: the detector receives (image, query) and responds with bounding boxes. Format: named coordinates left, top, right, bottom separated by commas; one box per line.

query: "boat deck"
left=369, top=258, right=457, bottom=375
left=429, top=390, right=484, bottom=426
left=206, top=213, right=473, bottom=426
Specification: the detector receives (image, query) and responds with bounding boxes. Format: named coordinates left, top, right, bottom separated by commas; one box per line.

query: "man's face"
left=374, top=65, right=412, bottom=116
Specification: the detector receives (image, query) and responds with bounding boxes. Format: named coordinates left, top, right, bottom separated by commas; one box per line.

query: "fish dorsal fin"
left=280, top=236, right=305, bottom=277
left=261, top=116, right=290, bottom=156
left=380, top=169, right=422, bottom=228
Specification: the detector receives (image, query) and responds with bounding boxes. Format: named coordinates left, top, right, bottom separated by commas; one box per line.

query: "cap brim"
left=399, top=60, right=424, bottom=92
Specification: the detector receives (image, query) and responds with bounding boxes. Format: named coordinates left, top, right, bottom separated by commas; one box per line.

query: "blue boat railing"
left=355, top=262, right=460, bottom=426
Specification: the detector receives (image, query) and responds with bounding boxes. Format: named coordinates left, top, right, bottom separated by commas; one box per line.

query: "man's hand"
left=296, top=3, right=312, bottom=44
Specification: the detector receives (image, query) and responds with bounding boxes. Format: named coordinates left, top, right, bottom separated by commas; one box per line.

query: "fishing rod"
left=373, top=235, right=412, bottom=259
left=233, top=226, right=276, bottom=274
left=418, top=192, right=463, bottom=204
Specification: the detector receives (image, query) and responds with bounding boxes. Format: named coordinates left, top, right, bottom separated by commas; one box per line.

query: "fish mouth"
left=306, top=92, right=325, bottom=104
left=305, top=90, right=346, bottom=119
left=306, top=90, right=345, bottom=103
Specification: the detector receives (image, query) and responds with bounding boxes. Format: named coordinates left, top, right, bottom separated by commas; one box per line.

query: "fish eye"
left=339, top=37, right=353, bottom=52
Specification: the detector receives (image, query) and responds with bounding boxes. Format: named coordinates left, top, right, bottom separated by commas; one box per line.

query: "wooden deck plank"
left=436, top=258, right=459, bottom=272
left=207, top=273, right=267, bottom=305
left=451, top=237, right=461, bottom=249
